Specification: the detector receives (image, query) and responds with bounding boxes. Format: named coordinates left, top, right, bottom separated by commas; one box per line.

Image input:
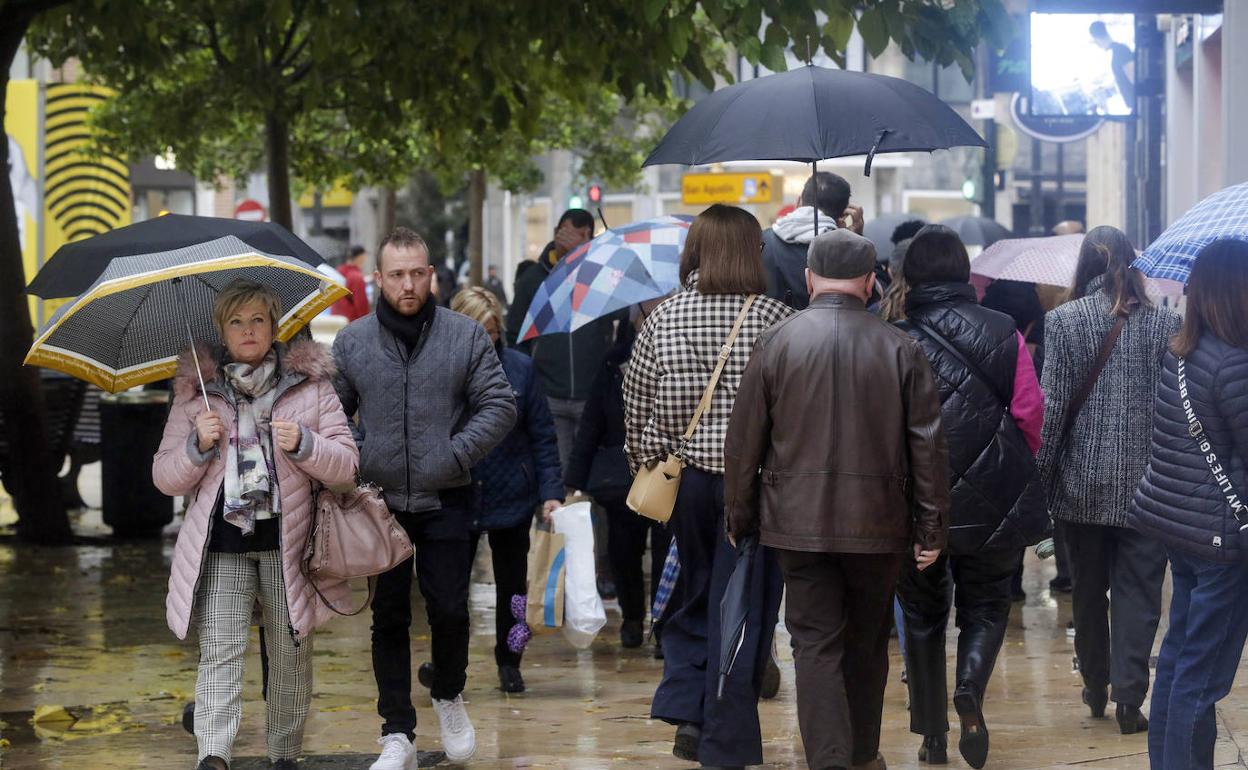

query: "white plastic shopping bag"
left=550, top=501, right=606, bottom=649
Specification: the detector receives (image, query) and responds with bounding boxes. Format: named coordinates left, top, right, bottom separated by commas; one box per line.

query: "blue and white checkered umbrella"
left=1135, top=182, right=1248, bottom=283
left=518, top=215, right=693, bottom=342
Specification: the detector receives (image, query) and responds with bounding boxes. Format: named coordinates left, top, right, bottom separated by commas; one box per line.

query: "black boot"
left=270, top=761, right=297, bottom=770
left=498, top=664, right=526, bottom=693
left=918, top=734, right=948, bottom=764
left=417, top=661, right=434, bottom=690
left=760, top=649, right=781, bottom=700
left=673, top=723, right=701, bottom=761
left=195, top=757, right=227, bottom=770
left=1116, top=703, right=1149, bottom=734
left=1083, top=685, right=1109, bottom=718
left=620, top=619, right=644, bottom=648
left=953, top=684, right=989, bottom=770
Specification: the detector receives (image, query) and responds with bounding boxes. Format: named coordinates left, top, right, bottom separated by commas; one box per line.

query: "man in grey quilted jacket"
left=333, top=227, right=516, bottom=768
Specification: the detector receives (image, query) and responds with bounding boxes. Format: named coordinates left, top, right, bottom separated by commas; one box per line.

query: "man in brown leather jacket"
left=725, top=228, right=950, bottom=770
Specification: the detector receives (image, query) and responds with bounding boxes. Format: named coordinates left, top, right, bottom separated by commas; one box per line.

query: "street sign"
left=681, top=172, right=774, bottom=205
left=971, top=99, right=997, bottom=121
left=234, top=199, right=267, bottom=222
left=1009, top=94, right=1102, bottom=144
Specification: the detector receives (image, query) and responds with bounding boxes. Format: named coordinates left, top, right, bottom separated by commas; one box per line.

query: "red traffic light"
left=587, top=183, right=603, bottom=204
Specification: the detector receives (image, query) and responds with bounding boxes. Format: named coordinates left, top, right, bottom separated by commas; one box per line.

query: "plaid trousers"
left=193, top=550, right=313, bottom=763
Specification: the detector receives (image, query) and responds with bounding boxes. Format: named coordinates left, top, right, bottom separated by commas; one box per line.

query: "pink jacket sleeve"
left=1010, top=331, right=1043, bottom=455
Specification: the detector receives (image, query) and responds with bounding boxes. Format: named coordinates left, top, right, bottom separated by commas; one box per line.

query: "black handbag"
left=586, top=444, right=632, bottom=503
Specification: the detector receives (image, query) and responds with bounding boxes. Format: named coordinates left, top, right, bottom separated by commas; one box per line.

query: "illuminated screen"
left=1030, top=13, right=1136, bottom=117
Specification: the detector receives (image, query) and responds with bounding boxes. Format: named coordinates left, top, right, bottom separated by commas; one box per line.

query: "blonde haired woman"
left=153, top=280, right=358, bottom=770
left=451, top=287, right=563, bottom=693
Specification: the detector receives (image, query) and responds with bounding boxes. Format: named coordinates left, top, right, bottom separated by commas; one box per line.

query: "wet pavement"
left=2, top=480, right=1247, bottom=769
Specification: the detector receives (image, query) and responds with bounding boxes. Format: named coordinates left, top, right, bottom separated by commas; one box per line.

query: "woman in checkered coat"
left=623, top=204, right=793, bottom=768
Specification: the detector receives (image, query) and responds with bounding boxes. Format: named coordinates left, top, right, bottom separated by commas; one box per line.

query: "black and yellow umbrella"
left=25, top=235, right=347, bottom=395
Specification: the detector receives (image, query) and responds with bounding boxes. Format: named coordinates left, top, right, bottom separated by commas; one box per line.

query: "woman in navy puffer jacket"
left=453, top=288, right=564, bottom=695
left=1131, top=239, right=1248, bottom=770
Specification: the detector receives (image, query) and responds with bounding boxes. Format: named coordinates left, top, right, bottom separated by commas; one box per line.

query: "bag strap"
left=1177, top=357, right=1248, bottom=527
left=910, top=319, right=1012, bottom=411
left=678, top=295, right=757, bottom=452
left=303, top=564, right=377, bottom=616
left=1058, top=315, right=1126, bottom=449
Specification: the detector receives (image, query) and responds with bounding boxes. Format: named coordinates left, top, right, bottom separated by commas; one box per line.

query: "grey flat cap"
left=807, top=228, right=877, bottom=279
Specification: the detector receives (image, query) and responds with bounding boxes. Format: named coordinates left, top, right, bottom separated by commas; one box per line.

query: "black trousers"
left=371, top=504, right=472, bottom=740
left=778, top=549, right=905, bottom=770
left=469, top=522, right=531, bottom=668
left=897, top=549, right=1020, bottom=737
left=602, top=497, right=673, bottom=622
left=1061, top=520, right=1167, bottom=707
left=650, top=468, right=783, bottom=767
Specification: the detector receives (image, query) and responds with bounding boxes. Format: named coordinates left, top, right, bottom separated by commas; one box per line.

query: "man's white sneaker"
left=432, top=695, right=477, bottom=762
left=369, top=732, right=417, bottom=770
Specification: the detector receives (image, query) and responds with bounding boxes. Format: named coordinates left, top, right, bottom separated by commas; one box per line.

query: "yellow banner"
left=5, top=82, right=132, bottom=327
left=5, top=79, right=40, bottom=321
left=681, top=172, right=776, bottom=205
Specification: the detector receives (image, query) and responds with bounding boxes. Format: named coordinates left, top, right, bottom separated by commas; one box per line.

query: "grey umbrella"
left=940, top=215, right=1013, bottom=247
left=864, top=213, right=928, bottom=259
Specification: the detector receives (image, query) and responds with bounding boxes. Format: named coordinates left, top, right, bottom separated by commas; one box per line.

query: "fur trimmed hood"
left=172, top=339, right=335, bottom=402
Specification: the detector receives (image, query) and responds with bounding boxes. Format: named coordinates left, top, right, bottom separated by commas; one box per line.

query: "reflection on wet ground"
left=1, top=533, right=1246, bottom=769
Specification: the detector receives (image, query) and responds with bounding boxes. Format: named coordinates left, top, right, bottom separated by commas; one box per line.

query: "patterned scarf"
left=222, top=351, right=280, bottom=535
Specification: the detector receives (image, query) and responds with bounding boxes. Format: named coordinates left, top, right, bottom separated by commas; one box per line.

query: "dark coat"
left=565, top=329, right=633, bottom=504
left=1131, top=335, right=1248, bottom=563
left=725, top=292, right=950, bottom=553
left=761, top=229, right=811, bottom=310
left=473, top=347, right=565, bottom=530
left=896, top=282, right=1050, bottom=553
left=504, top=242, right=617, bottom=401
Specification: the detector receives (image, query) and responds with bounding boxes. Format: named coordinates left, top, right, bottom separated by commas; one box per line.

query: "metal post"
left=1029, top=139, right=1046, bottom=235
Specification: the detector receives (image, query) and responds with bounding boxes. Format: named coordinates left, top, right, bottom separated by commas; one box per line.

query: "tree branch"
left=271, top=0, right=305, bottom=67
left=204, top=15, right=233, bottom=70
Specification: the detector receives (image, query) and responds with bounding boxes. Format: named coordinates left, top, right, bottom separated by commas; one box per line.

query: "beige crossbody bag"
left=627, top=295, right=757, bottom=523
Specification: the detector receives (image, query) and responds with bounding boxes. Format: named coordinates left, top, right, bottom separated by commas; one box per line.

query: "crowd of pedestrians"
left=155, top=172, right=1248, bottom=770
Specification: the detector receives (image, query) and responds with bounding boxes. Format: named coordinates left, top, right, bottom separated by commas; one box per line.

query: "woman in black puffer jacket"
left=893, top=225, right=1049, bottom=769
left=1130, top=240, right=1248, bottom=770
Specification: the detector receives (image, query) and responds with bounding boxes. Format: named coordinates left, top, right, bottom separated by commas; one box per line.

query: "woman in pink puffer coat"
left=153, top=281, right=357, bottom=770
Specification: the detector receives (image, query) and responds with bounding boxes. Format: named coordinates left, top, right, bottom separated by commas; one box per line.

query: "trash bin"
left=100, top=390, right=173, bottom=537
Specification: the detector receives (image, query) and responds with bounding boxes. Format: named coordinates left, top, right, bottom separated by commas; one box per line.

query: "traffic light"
left=587, top=182, right=604, bottom=205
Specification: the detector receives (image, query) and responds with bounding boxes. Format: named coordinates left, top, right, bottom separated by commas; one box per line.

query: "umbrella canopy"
left=25, top=236, right=347, bottom=392
left=972, top=235, right=1183, bottom=299
left=717, top=534, right=757, bottom=700
left=644, top=65, right=984, bottom=172
left=27, top=214, right=327, bottom=299
left=940, top=215, right=1013, bottom=247
left=864, top=213, right=927, bottom=259
left=518, top=215, right=693, bottom=342
left=1135, top=181, right=1248, bottom=282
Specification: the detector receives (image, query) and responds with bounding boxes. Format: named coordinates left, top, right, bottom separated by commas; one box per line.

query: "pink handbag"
left=301, top=483, right=414, bottom=616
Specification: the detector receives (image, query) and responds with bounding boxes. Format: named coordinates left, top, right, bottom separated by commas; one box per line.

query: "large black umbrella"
left=718, top=534, right=758, bottom=700
left=26, top=214, right=327, bottom=299
left=940, top=215, right=1013, bottom=248
left=645, top=65, right=984, bottom=172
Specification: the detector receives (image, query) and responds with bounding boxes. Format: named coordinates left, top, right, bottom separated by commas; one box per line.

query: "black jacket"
left=565, top=328, right=633, bottom=503
left=896, top=282, right=1050, bottom=553
left=761, top=229, right=811, bottom=310
left=763, top=228, right=888, bottom=311
left=1131, top=334, right=1248, bottom=563
left=505, top=242, right=616, bottom=401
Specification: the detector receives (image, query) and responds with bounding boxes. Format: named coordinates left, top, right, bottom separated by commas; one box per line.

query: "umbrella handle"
left=172, top=278, right=212, bottom=413
left=864, top=129, right=889, bottom=178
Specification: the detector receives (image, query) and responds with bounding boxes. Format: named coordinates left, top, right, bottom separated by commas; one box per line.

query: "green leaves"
left=857, top=7, right=888, bottom=58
